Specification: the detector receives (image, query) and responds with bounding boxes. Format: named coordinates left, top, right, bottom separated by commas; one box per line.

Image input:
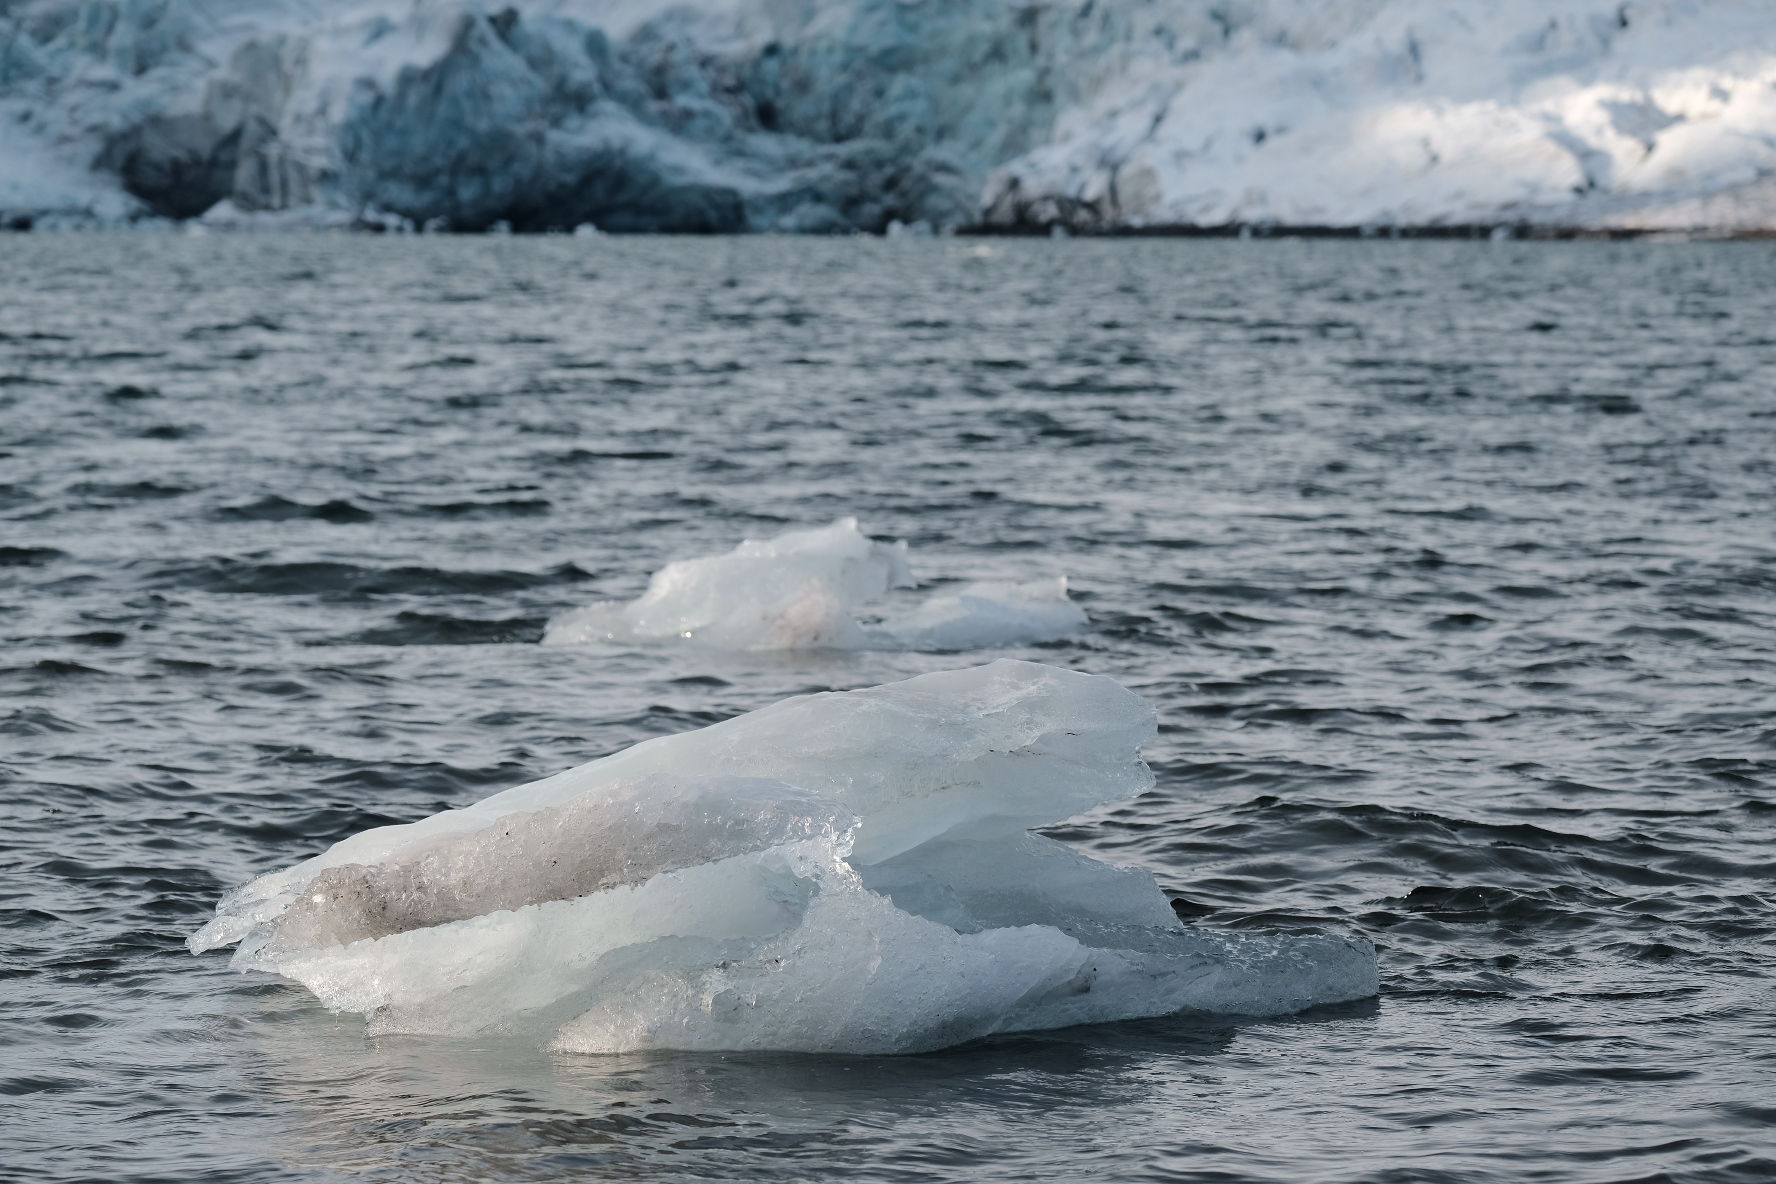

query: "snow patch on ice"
left=190, top=660, right=1378, bottom=1053
left=544, top=518, right=1087, bottom=652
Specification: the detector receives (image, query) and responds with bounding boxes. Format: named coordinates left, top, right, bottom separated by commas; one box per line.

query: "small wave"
left=12, top=659, right=108, bottom=677
left=1613, top=625, right=1718, bottom=644
left=69, top=631, right=125, bottom=646
left=182, top=316, right=282, bottom=337
left=1153, top=581, right=1289, bottom=603
left=68, top=481, right=190, bottom=501
left=215, top=496, right=374, bottom=524
left=544, top=518, right=1086, bottom=652
left=350, top=612, right=546, bottom=646
left=0, top=706, right=84, bottom=735
left=0, top=546, right=62, bottom=566
left=1098, top=794, right=1776, bottom=949
left=151, top=558, right=592, bottom=596
left=549, top=448, right=677, bottom=463
left=1156, top=606, right=1274, bottom=633
left=1377, top=885, right=1594, bottom=928
left=410, top=500, right=551, bottom=519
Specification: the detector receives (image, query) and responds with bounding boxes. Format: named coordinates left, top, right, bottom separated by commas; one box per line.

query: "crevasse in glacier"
left=541, top=517, right=1089, bottom=651
left=189, top=660, right=1378, bottom=1054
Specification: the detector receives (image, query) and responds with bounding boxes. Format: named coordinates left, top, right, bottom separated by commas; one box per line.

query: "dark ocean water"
left=2, top=234, right=1774, bottom=1183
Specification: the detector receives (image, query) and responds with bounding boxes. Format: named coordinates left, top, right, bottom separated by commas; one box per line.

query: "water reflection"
left=247, top=980, right=1375, bottom=1180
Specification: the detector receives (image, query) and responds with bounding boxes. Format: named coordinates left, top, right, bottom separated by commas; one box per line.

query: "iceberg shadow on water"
left=542, top=518, right=1090, bottom=652
left=190, top=660, right=1378, bottom=1055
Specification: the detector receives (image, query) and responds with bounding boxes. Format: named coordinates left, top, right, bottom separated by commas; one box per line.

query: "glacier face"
left=2, top=0, right=1773, bottom=232
left=188, top=660, right=1379, bottom=1054
left=0, top=0, right=1083, bottom=231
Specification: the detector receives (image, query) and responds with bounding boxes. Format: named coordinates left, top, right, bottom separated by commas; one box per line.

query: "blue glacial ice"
left=190, top=660, right=1378, bottom=1054
left=542, top=517, right=1090, bottom=651
left=3, top=1, right=1774, bottom=233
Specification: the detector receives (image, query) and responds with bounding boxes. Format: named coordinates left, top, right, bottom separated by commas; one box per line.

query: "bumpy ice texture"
left=542, top=518, right=1089, bottom=651
left=190, top=660, right=1378, bottom=1053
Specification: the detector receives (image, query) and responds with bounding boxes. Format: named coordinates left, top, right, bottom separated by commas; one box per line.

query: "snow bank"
left=3, top=1, right=1773, bottom=233
left=190, top=660, right=1377, bottom=1053
left=980, top=1, right=1776, bottom=233
left=543, top=518, right=1089, bottom=652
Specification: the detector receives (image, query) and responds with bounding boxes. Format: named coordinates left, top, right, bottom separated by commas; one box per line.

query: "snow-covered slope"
left=984, top=1, right=1776, bottom=233
left=1, top=0, right=1772, bottom=232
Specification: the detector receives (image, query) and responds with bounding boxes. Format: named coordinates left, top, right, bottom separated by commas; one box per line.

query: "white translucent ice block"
left=191, top=661, right=1377, bottom=1052
left=543, top=518, right=1088, bottom=651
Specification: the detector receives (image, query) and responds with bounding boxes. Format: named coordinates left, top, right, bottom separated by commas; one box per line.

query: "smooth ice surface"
left=190, top=660, right=1377, bottom=1053
left=2, top=1, right=1773, bottom=232
left=542, top=518, right=1088, bottom=651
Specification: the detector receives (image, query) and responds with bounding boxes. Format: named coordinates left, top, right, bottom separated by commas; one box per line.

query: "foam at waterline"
left=541, top=518, right=1088, bottom=651
left=190, top=661, right=1378, bottom=1052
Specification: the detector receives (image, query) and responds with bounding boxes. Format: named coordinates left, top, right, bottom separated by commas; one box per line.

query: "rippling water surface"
left=3, top=235, right=1774, bottom=1183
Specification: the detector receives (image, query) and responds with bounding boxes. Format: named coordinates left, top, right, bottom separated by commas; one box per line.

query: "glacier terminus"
left=2, top=0, right=1774, bottom=234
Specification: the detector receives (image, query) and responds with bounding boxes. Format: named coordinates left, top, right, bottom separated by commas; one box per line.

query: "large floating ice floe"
left=542, top=518, right=1089, bottom=651
left=190, top=660, right=1378, bottom=1054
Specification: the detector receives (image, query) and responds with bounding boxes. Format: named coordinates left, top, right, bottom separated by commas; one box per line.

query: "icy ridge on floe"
left=542, top=518, right=1089, bottom=651
left=2, top=1, right=1774, bottom=233
left=190, top=660, right=1378, bottom=1053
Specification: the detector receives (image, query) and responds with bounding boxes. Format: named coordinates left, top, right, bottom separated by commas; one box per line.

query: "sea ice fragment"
left=190, top=660, right=1377, bottom=1053
left=881, top=576, right=1088, bottom=650
left=543, top=518, right=1088, bottom=651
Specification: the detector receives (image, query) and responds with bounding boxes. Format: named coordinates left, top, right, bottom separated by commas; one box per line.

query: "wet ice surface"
left=194, top=661, right=1375, bottom=1052
left=2, top=235, right=1774, bottom=1182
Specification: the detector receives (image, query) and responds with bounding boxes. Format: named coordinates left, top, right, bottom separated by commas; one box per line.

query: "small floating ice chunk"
left=543, top=518, right=1087, bottom=651
left=881, top=576, right=1088, bottom=650
left=544, top=517, right=913, bottom=649
left=190, top=660, right=1377, bottom=1053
